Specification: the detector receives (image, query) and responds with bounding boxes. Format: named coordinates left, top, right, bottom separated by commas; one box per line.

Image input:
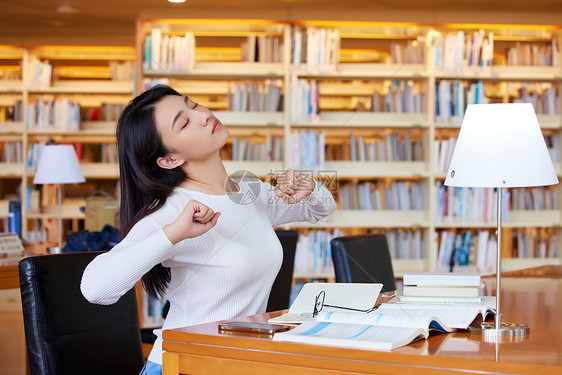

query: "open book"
left=272, top=302, right=495, bottom=351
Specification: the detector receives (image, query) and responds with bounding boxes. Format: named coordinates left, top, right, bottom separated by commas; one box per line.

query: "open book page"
left=315, top=303, right=490, bottom=331
left=384, top=298, right=496, bottom=323
left=273, top=321, right=428, bottom=351
left=315, top=308, right=451, bottom=332
left=268, top=282, right=382, bottom=324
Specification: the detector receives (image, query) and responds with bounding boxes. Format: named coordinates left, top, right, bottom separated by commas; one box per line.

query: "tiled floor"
left=0, top=290, right=26, bottom=375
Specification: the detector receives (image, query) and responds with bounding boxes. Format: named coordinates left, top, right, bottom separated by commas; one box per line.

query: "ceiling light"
left=56, top=5, right=80, bottom=14
left=168, top=0, right=186, bottom=3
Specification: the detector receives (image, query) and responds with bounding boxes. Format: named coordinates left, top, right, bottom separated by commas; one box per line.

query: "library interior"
left=0, top=0, right=561, bottom=374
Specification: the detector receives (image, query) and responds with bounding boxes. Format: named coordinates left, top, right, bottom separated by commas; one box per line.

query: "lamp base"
left=469, top=322, right=530, bottom=338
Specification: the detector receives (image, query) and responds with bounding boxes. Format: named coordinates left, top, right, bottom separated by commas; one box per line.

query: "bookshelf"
left=0, top=45, right=135, bottom=252
left=131, top=19, right=562, bottom=286
left=0, top=19, right=561, bottom=324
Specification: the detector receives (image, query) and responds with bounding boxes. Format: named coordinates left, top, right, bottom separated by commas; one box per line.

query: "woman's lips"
left=212, top=119, right=222, bottom=133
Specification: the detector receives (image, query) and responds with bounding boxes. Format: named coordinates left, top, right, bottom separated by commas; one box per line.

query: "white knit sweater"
left=80, top=178, right=335, bottom=364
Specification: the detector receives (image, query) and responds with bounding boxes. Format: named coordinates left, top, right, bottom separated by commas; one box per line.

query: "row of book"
left=289, top=78, right=320, bottom=122
left=26, top=56, right=52, bottom=90
left=436, top=228, right=559, bottom=273
left=108, top=60, right=134, bottom=81
left=287, top=130, right=325, bottom=171
left=143, top=290, right=166, bottom=327
left=24, top=218, right=58, bottom=244
left=434, top=137, right=456, bottom=174
left=517, top=85, right=559, bottom=115
left=511, top=186, right=558, bottom=210
left=26, top=98, right=80, bottom=131
left=82, top=103, right=127, bottom=122
left=143, top=29, right=195, bottom=72
left=325, top=131, right=424, bottom=162
left=508, top=227, right=559, bottom=259
left=435, top=80, right=488, bottom=122
left=2, top=101, right=125, bottom=124
left=240, top=35, right=284, bottom=63
left=0, top=102, right=23, bottom=122
left=229, top=136, right=284, bottom=162
left=0, top=141, right=23, bottom=163
left=385, top=228, right=424, bottom=259
left=435, top=182, right=508, bottom=224
left=293, top=229, right=343, bottom=275
left=226, top=81, right=283, bottom=112
left=506, top=39, right=560, bottom=67
left=26, top=142, right=116, bottom=171
left=429, top=29, right=494, bottom=71
left=436, top=230, right=497, bottom=273
left=290, top=26, right=340, bottom=72
left=389, top=41, right=425, bottom=65
left=75, top=143, right=117, bottom=164
left=337, top=180, right=425, bottom=211
left=372, top=81, right=425, bottom=113
left=293, top=228, right=426, bottom=276
left=435, top=80, right=559, bottom=122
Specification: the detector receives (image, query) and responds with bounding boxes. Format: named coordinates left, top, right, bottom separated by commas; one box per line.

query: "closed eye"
left=181, top=119, right=189, bottom=130
left=193, top=102, right=198, bottom=109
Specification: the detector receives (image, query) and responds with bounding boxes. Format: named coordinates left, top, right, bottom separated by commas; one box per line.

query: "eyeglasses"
left=313, top=290, right=379, bottom=317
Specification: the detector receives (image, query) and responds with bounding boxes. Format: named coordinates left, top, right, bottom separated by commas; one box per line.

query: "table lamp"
left=33, top=144, right=85, bottom=252
left=444, top=103, right=558, bottom=338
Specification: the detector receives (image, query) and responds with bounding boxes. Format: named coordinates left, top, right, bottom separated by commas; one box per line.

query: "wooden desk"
left=162, top=275, right=562, bottom=375
left=0, top=266, right=19, bottom=290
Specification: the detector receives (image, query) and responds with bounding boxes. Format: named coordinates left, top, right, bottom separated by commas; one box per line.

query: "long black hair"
left=116, top=85, right=186, bottom=299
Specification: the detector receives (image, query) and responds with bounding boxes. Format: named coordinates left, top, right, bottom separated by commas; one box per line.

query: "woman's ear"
left=156, top=154, right=185, bottom=170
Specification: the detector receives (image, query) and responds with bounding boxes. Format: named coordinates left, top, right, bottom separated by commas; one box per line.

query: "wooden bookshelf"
left=131, top=19, right=562, bottom=287
left=1, top=19, right=561, bottom=326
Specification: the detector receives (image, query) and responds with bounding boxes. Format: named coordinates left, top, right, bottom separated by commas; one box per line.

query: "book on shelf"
left=338, top=180, right=425, bottom=211
left=293, top=230, right=342, bottom=276
left=506, top=39, right=559, bottom=67
left=272, top=299, right=494, bottom=351
left=429, top=30, right=493, bottom=72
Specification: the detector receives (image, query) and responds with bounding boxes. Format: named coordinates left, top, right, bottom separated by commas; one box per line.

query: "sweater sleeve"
left=80, top=217, right=175, bottom=305
left=266, top=179, right=336, bottom=227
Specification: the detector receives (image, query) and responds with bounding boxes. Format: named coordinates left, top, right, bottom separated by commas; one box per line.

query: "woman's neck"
left=179, top=155, right=237, bottom=195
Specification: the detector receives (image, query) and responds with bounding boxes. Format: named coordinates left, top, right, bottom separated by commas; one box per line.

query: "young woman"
left=80, top=85, right=336, bottom=374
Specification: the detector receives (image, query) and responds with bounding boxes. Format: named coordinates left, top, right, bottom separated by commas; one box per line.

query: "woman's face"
left=154, top=95, right=229, bottom=166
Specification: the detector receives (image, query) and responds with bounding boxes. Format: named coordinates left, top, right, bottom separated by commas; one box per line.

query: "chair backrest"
left=266, top=230, right=299, bottom=312
left=330, top=234, right=397, bottom=292
left=19, top=251, right=144, bottom=375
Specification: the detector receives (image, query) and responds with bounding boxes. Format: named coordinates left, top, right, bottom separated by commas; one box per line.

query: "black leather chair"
left=330, top=234, right=397, bottom=292
left=266, top=230, right=299, bottom=312
left=19, top=251, right=144, bottom=375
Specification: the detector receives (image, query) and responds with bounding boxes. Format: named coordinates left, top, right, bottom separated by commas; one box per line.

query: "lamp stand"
left=57, top=183, right=62, bottom=252
left=469, top=187, right=530, bottom=338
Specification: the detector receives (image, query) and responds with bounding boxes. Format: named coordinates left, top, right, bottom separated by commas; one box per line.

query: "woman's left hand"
left=274, top=169, right=315, bottom=204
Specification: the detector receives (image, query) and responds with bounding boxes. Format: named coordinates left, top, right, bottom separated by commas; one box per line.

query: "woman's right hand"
left=163, top=199, right=220, bottom=245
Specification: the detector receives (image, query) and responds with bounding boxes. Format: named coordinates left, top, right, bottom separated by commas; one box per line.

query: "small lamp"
left=445, top=103, right=558, bottom=338
left=33, top=144, right=85, bottom=252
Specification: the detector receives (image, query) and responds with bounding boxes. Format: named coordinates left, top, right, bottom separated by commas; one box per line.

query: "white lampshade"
left=33, top=145, right=85, bottom=185
left=445, top=103, right=558, bottom=188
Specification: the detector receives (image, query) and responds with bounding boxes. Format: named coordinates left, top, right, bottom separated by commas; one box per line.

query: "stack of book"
left=398, top=272, right=483, bottom=304
left=0, top=233, right=25, bottom=266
